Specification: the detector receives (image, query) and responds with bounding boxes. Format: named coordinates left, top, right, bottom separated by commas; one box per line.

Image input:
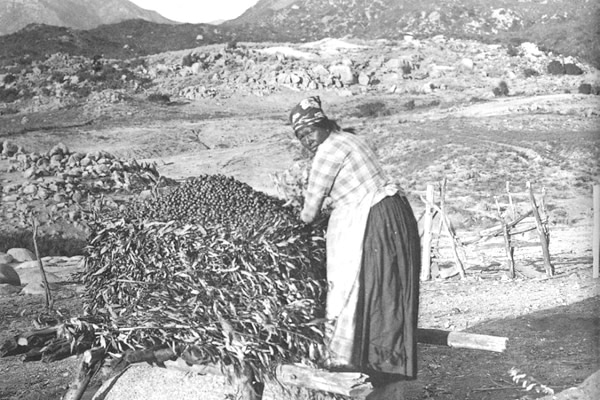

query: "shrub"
left=50, top=71, right=66, bottom=83
left=564, top=63, right=583, bottom=75
left=147, top=93, right=171, bottom=104
left=182, top=53, right=195, bottom=67
left=547, top=60, right=565, bottom=75
left=493, top=81, right=509, bottom=97
left=353, top=101, right=391, bottom=118
left=17, top=56, right=32, bottom=66
left=0, top=87, right=20, bottom=103
left=0, top=106, right=19, bottom=115
left=3, top=74, right=17, bottom=84
left=579, top=83, right=592, bottom=94
left=523, top=68, right=539, bottom=78
left=506, top=45, right=520, bottom=57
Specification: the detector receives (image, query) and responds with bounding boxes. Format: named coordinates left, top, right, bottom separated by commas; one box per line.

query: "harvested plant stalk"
left=83, top=174, right=329, bottom=379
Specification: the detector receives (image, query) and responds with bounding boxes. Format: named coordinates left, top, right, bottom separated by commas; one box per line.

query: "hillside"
left=0, top=0, right=598, bottom=69
left=227, top=0, right=600, bottom=68
left=0, top=0, right=176, bottom=36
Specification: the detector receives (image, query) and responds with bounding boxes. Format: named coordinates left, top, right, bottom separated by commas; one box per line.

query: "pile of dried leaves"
left=83, top=174, right=329, bottom=379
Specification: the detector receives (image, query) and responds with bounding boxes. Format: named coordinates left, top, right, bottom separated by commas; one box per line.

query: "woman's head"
left=289, top=96, right=339, bottom=152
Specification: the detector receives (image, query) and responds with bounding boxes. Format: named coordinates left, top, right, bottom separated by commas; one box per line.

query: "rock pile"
left=2, top=36, right=600, bottom=113
left=1, top=140, right=169, bottom=228
left=147, top=37, right=600, bottom=101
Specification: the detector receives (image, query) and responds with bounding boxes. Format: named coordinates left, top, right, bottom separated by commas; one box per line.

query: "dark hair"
left=314, top=118, right=341, bottom=132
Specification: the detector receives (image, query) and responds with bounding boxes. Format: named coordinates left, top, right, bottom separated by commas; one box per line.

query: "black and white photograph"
left=0, top=1, right=598, bottom=399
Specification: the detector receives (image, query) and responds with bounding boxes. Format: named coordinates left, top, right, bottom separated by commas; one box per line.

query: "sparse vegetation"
left=147, top=92, right=171, bottom=103
left=353, top=101, right=391, bottom=118
left=493, top=81, right=510, bottom=97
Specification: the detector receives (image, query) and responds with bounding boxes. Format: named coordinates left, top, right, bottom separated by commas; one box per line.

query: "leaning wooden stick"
left=495, top=197, right=515, bottom=278
left=593, top=185, right=599, bottom=279
left=63, top=347, right=106, bottom=400
left=527, top=182, right=554, bottom=277
left=32, top=218, right=53, bottom=309
left=440, top=178, right=466, bottom=278
left=417, top=328, right=508, bottom=353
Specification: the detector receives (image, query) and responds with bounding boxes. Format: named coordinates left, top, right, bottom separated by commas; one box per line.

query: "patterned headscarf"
left=289, top=96, right=329, bottom=139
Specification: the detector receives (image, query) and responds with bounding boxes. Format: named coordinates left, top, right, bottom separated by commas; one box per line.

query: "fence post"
left=527, top=182, right=553, bottom=277
left=421, top=184, right=434, bottom=281
left=593, top=185, right=599, bottom=279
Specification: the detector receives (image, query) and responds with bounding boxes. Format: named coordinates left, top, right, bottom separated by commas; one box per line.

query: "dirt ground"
left=1, top=83, right=599, bottom=400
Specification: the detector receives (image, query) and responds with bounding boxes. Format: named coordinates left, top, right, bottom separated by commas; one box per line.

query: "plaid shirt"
left=301, top=131, right=388, bottom=222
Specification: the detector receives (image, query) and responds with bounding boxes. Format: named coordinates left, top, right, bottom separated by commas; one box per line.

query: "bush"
left=3, top=73, right=17, bottom=84
left=507, top=45, right=520, bottom=57
left=182, top=53, right=195, bottom=67
left=578, top=83, right=600, bottom=95
left=353, top=101, right=391, bottom=118
left=50, top=71, right=66, bottom=83
left=564, top=63, right=583, bottom=75
left=523, top=68, right=539, bottom=78
left=0, top=87, right=20, bottom=103
left=147, top=93, right=171, bottom=104
left=547, top=60, right=565, bottom=75
left=493, top=81, right=509, bottom=97
left=71, top=85, right=92, bottom=98
left=0, top=106, right=19, bottom=115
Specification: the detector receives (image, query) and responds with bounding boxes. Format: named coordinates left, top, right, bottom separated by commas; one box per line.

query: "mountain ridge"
left=0, top=0, right=176, bottom=36
left=0, top=0, right=598, bottom=68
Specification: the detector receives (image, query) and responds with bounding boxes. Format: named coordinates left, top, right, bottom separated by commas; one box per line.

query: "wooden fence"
left=419, top=180, right=554, bottom=280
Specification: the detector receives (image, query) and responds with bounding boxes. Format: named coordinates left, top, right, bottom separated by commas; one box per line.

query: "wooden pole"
left=32, top=218, right=53, bottom=309
left=417, top=328, right=508, bottom=353
left=506, top=182, right=516, bottom=221
left=277, top=364, right=373, bottom=398
left=421, top=184, right=435, bottom=281
left=232, top=365, right=264, bottom=400
left=440, top=178, right=466, bottom=279
left=62, top=348, right=106, bottom=400
left=527, top=182, right=554, bottom=277
left=593, top=185, right=599, bottom=279
left=495, top=197, right=515, bottom=278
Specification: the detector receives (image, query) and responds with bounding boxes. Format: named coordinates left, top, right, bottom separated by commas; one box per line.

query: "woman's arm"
left=301, top=141, right=346, bottom=223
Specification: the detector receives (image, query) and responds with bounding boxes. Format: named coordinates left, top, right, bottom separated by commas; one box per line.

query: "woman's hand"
left=300, top=208, right=315, bottom=224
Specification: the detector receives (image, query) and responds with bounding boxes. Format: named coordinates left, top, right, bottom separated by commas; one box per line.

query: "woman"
left=289, top=96, right=421, bottom=389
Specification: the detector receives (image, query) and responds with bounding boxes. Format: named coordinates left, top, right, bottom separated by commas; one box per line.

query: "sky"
left=129, top=0, right=260, bottom=24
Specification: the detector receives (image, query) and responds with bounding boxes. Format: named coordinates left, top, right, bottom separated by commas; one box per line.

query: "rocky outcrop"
left=0, top=253, right=85, bottom=296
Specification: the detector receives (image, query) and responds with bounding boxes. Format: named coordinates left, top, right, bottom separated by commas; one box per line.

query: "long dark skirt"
left=351, top=194, right=421, bottom=379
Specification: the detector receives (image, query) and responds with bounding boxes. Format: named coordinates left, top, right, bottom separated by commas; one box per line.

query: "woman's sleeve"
left=301, top=144, right=345, bottom=223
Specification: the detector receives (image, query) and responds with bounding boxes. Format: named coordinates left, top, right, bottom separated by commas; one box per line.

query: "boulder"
left=539, top=368, right=600, bottom=400
left=0, top=284, right=21, bottom=296
left=329, top=64, right=356, bottom=85
left=460, top=58, right=474, bottom=70
left=21, top=280, right=61, bottom=295
left=358, top=72, right=371, bottom=86
left=18, top=268, right=60, bottom=286
left=0, top=253, right=14, bottom=264
left=2, top=140, right=19, bottom=157
left=7, top=248, right=36, bottom=262
left=49, top=142, right=69, bottom=157
left=0, top=264, right=21, bottom=285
